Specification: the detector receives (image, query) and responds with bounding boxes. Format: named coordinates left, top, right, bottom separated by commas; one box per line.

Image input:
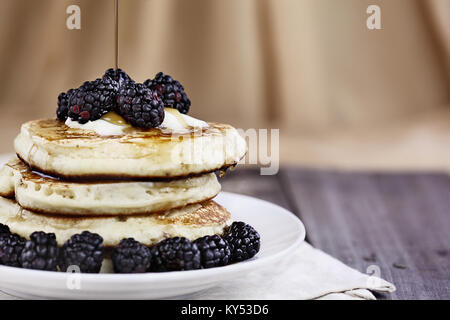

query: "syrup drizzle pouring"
left=114, top=0, right=119, bottom=70
left=108, top=1, right=187, bottom=131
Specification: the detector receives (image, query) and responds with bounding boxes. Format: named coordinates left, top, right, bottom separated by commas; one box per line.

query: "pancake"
left=0, top=163, right=14, bottom=198
left=0, top=197, right=231, bottom=247
left=0, top=157, right=221, bottom=216
left=14, top=119, right=247, bottom=180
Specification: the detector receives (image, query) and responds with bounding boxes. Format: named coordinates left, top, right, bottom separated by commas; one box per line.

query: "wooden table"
left=221, top=167, right=450, bottom=300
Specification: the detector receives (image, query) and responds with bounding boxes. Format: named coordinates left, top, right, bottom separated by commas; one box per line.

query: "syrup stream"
left=114, top=0, right=119, bottom=70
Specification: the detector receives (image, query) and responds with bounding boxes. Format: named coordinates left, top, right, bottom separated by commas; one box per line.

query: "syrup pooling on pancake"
left=14, top=118, right=246, bottom=179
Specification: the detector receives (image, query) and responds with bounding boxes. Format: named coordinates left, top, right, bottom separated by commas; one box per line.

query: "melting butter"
left=164, top=108, right=188, bottom=128
left=65, top=109, right=208, bottom=136
left=101, top=112, right=129, bottom=126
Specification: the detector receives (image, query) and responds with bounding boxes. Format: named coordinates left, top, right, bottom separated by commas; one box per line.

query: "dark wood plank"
left=281, top=168, right=450, bottom=300
left=219, top=167, right=293, bottom=211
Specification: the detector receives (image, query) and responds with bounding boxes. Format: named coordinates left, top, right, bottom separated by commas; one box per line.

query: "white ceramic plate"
left=0, top=191, right=305, bottom=299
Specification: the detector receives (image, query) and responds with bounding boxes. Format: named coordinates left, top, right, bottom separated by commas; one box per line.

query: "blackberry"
left=67, top=78, right=119, bottom=124
left=150, top=237, right=201, bottom=272
left=112, top=238, right=151, bottom=273
left=103, top=68, right=132, bottom=86
left=20, top=231, right=59, bottom=271
left=194, top=235, right=231, bottom=268
left=144, top=72, right=191, bottom=114
left=224, top=222, right=260, bottom=262
left=0, top=223, right=10, bottom=235
left=59, top=231, right=104, bottom=273
left=56, top=88, right=75, bottom=121
left=0, top=233, right=26, bottom=267
left=116, top=82, right=164, bottom=129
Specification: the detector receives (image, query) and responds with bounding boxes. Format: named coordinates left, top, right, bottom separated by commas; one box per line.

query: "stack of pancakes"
left=0, top=118, right=246, bottom=251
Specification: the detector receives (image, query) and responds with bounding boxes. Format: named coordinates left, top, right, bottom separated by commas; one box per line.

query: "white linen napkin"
left=181, top=242, right=396, bottom=300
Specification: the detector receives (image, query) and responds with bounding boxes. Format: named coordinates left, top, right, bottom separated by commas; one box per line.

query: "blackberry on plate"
left=116, top=82, right=164, bottom=129
left=224, top=222, right=260, bottom=262
left=0, top=233, right=26, bottom=267
left=150, top=237, right=201, bottom=272
left=67, top=78, right=119, bottom=124
left=59, top=231, right=104, bottom=273
left=194, top=235, right=231, bottom=268
left=0, top=223, right=10, bottom=235
left=103, top=68, right=132, bottom=86
left=144, top=72, right=191, bottom=114
left=20, top=231, right=59, bottom=271
left=56, top=88, right=75, bottom=121
left=112, top=238, right=151, bottom=273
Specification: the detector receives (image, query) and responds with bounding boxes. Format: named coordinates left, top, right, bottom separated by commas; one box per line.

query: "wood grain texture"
left=221, top=167, right=450, bottom=300
left=220, top=168, right=293, bottom=211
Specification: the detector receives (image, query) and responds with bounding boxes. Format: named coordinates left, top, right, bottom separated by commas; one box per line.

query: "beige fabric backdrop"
left=0, top=0, right=449, bottom=170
